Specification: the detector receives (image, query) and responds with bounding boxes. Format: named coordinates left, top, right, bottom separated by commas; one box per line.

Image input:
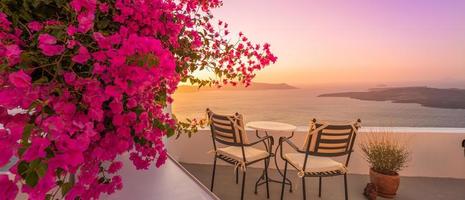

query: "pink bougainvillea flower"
left=0, top=12, right=11, bottom=31
left=77, top=13, right=95, bottom=33
left=108, top=161, right=123, bottom=174
left=55, top=136, right=87, bottom=168
left=129, top=152, right=150, bottom=170
left=8, top=70, right=31, bottom=88
left=92, top=51, right=106, bottom=62
left=0, top=88, right=37, bottom=109
left=156, top=150, right=168, bottom=167
left=54, top=101, right=76, bottom=116
left=64, top=72, right=76, bottom=85
left=38, top=34, right=65, bottom=56
left=43, top=20, right=63, bottom=26
left=0, top=12, right=12, bottom=30
left=0, top=148, right=13, bottom=168
left=109, top=100, right=123, bottom=114
left=72, top=46, right=90, bottom=64
left=0, top=175, right=18, bottom=200
left=99, top=3, right=109, bottom=13
left=22, top=137, right=50, bottom=161
left=126, top=98, right=137, bottom=109
left=39, top=44, right=65, bottom=56
left=4, top=44, right=21, bottom=66
left=27, top=21, right=43, bottom=32
left=38, top=34, right=56, bottom=44
left=0, top=130, right=14, bottom=167
left=88, top=105, right=103, bottom=120
left=67, top=26, right=78, bottom=36
left=92, top=32, right=112, bottom=49
left=65, top=184, right=85, bottom=200
left=105, top=85, right=122, bottom=98
left=4, top=120, right=27, bottom=142
left=0, top=0, right=275, bottom=199
left=111, top=175, right=123, bottom=190
left=66, top=39, right=79, bottom=49
left=22, top=171, right=55, bottom=200
left=70, top=0, right=97, bottom=13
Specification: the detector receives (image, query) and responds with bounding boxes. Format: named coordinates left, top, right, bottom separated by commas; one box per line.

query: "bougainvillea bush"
left=0, top=0, right=276, bottom=199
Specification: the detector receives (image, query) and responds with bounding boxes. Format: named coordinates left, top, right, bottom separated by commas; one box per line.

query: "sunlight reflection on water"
left=173, top=89, right=465, bottom=128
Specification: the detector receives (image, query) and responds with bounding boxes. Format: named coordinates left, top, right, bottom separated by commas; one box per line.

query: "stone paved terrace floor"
left=181, top=163, right=465, bottom=200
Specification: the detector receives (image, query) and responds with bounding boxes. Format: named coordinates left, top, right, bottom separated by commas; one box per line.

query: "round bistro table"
left=246, top=121, right=297, bottom=194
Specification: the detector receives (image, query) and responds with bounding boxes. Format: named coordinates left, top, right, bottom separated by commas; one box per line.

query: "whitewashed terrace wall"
left=168, top=127, right=465, bottom=179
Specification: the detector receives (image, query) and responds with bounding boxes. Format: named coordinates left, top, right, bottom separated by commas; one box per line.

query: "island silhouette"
left=319, top=86, right=465, bottom=109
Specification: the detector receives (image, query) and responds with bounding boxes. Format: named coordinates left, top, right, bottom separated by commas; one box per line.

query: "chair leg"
left=280, top=161, right=288, bottom=200
left=344, top=174, right=349, bottom=200
left=264, top=159, right=270, bottom=199
left=241, top=170, right=247, bottom=200
left=210, top=156, right=217, bottom=191
left=302, top=177, right=306, bottom=200
left=236, top=167, right=239, bottom=184
left=319, top=177, right=322, bottom=197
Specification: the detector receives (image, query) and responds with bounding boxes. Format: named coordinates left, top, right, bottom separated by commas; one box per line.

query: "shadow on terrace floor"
left=181, top=163, right=465, bottom=200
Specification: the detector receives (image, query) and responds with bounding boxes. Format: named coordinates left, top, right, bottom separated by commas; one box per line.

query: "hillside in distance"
left=177, top=82, right=297, bottom=93
left=319, top=87, right=465, bottom=109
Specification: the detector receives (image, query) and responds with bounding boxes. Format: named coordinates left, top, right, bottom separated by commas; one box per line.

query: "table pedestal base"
left=254, top=153, right=293, bottom=198
left=254, top=173, right=293, bottom=193
left=245, top=124, right=297, bottom=198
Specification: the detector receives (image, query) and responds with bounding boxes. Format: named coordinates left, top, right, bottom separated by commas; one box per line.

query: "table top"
left=246, top=121, right=297, bottom=132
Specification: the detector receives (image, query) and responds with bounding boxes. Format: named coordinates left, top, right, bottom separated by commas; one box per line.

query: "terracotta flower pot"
left=369, top=168, right=400, bottom=198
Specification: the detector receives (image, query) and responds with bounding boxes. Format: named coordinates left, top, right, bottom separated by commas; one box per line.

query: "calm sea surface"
left=172, top=89, right=465, bottom=128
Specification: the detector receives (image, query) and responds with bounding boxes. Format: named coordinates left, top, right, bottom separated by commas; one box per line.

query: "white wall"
left=168, top=127, right=465, bottom=179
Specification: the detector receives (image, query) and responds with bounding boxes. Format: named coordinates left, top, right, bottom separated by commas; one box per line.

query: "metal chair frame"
left=207, top=109, right=274, bottom=200
left=279, top=119, right=361, bottom=200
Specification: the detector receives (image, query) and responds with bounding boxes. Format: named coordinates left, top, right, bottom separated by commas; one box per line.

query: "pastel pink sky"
left=212, top=0, right=465, bottom=87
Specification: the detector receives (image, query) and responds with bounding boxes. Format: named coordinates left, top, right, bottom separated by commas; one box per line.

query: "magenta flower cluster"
left=0, top=0, right=276, bottom=199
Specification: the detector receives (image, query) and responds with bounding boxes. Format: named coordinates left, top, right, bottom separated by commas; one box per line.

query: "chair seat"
left=284, top=153, right=347, bottom=175
left=217, top=146, right=269, bottom=163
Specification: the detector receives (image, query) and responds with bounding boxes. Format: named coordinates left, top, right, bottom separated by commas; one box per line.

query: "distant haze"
left=209, top=0, right=465, bottom=88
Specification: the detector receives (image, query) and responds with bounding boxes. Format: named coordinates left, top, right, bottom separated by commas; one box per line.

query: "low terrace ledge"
left=169, top=126, right=465, bottom=179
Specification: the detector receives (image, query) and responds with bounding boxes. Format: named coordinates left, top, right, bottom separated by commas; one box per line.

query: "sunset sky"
left=211, top=0, right=465, bottom=88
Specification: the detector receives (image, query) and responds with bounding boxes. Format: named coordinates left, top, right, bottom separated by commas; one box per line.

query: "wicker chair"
left=279, top=119, right=361, bottom=200
left=207, top=108, right=274, bottom=200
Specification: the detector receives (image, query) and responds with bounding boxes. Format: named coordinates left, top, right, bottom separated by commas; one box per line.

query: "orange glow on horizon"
left=205, top=0, right=465, bottom=88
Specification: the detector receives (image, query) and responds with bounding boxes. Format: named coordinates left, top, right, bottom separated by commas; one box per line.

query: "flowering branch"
left=0, top=0, right=276, bottom=199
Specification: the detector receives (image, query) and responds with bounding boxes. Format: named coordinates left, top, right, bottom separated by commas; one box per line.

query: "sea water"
left=173, top=89, right=465, bottom=128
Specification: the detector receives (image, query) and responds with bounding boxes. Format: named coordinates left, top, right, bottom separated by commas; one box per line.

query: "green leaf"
left=21, top=123, right=34, bottom=145
left=33, top=76, right=49, bottom=84
left=19, top=123, right=34, bottom=157
left=166, top=128, right=175, bottom=138
left=31, top=0, right=41, bottom=8
left=61, top=182, right=73, bottom=197
left=36, top=162, right=48, bottom=178
left=18, top=161, right=29, bottom=179
left=26, top=171, right=39, bottom=187
left=18, top=143, right=31, bottom=157
left=45, top=194, right=53, bottom=200
left=42, top=105, right=55, bottom=115
left=27, top=100, right=40, bottom=113
left=29, top=159, right=41, bottom=169
left=45, top=147, right=54, bottom=158
left=55, top=168, right=64, bottom=177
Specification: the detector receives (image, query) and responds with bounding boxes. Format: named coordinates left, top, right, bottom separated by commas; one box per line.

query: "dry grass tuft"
left=359, top=129, right=411, bottom=175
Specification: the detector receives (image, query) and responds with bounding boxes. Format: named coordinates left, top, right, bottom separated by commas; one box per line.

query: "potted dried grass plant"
left=360, top=131, right=410, bottom=198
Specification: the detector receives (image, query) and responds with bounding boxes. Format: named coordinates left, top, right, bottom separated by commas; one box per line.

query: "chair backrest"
left=206, top=108, right=249, bottom=147
left=302, top=119, right=361, bottom=157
